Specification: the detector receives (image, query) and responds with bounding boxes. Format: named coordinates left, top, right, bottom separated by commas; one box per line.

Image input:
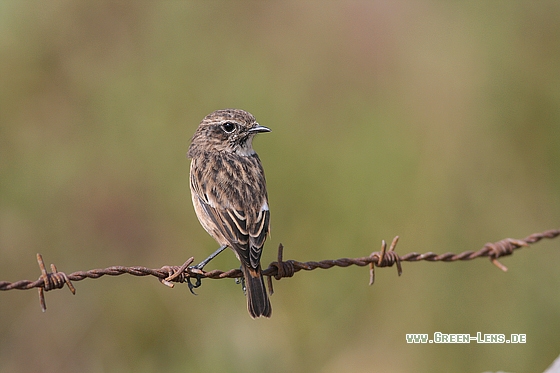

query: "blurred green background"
left=1, top=1, right=559, bottom=372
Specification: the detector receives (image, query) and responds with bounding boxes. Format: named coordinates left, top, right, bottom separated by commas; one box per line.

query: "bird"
left=187, top=109, right=272, bottom=318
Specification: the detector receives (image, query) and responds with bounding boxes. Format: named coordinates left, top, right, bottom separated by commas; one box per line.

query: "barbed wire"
left=0, top=228, right=558, bottom=311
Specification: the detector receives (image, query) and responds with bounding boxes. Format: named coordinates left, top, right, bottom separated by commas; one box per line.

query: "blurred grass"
left=1, top=1, right=560, bottom=372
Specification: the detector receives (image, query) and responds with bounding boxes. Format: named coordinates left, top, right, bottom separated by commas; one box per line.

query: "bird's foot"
left=235, top=268, right=247, bottom=295
left=186, top=245, right=228, bottom=295
left=186, top=263, right=205, bottom=295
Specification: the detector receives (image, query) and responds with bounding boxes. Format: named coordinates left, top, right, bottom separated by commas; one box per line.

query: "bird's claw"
left=187, top=265, right=204, bottom=295
left=235, top=272, right=247, bottom=295
left=187, top=276, right=202, bottom=295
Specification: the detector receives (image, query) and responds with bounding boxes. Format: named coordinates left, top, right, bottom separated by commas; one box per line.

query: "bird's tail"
left=241, top=263, right=272, bottom=318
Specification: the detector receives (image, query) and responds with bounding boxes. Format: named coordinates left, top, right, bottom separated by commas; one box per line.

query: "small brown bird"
left=187, top=109, right=272, bottom=318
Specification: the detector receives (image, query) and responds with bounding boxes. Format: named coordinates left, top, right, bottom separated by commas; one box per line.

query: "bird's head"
left=188, top=109, right=270, bottom=157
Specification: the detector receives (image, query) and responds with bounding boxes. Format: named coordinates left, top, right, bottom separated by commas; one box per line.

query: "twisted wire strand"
left=0, top=228, right=558, bottom=311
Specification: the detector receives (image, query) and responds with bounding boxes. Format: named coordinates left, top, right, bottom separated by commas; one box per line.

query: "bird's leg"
left=187, top=245, right=227, bottom=294
left=193, top=244, right=228, bottom=270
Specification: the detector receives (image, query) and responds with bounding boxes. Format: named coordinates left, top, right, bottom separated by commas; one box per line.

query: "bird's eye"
left=222, top=122, right=236, bottom=133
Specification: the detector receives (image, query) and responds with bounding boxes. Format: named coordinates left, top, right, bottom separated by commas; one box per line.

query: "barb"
left=0, top=228, right=558, bottom=311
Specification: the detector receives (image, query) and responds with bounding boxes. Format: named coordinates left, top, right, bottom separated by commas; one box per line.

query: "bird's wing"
left=190, top=162, right=269, bottom=269
left=222, top=201, right=270, bottom=269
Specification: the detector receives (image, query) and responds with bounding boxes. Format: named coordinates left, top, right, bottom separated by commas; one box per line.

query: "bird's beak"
left=249, top=124, right=271, bottom=133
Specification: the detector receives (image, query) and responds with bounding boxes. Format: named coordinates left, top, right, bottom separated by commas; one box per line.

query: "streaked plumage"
left=188, top=109, right=272, bottom=318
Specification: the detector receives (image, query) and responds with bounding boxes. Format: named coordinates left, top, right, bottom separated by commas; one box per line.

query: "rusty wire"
left=0, top=228, right=558, bottom=311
